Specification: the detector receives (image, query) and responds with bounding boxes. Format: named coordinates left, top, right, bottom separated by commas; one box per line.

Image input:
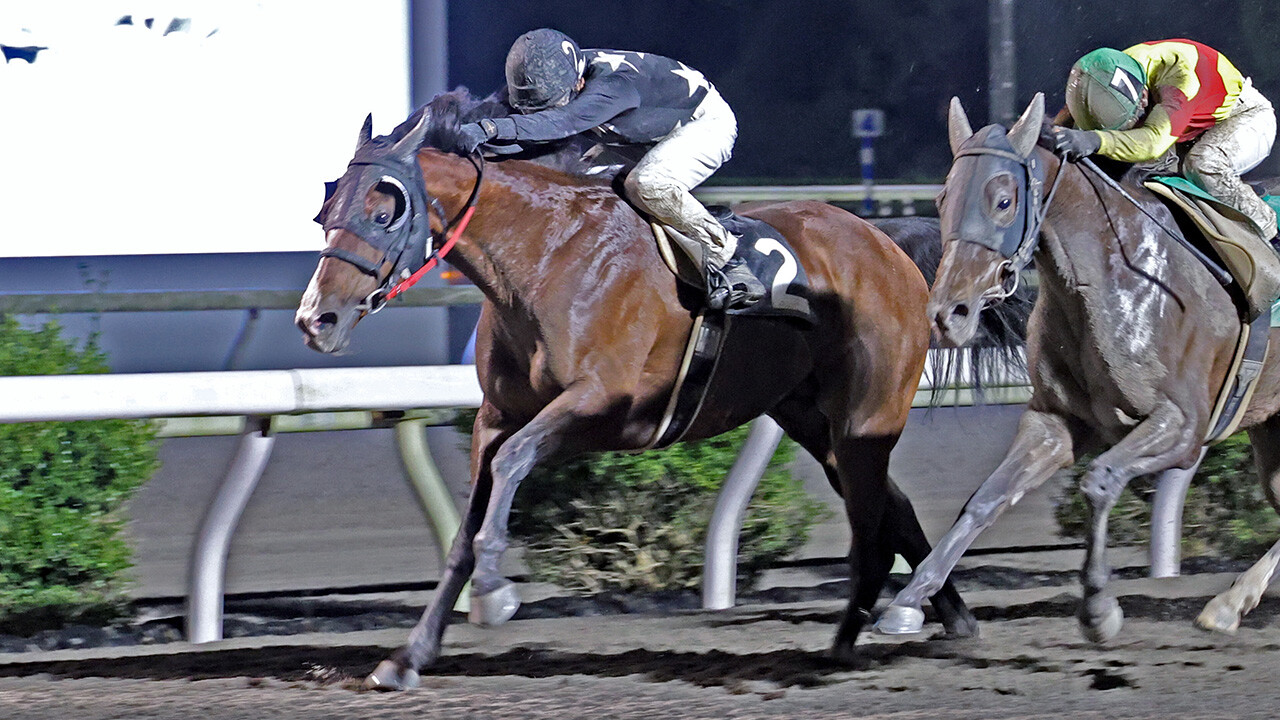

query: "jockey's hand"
left=1050, top=127, right=1101, bottom=162
left=458, top=120, right=499, bottom=154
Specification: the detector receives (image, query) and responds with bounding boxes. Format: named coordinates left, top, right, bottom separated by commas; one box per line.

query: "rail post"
left=186, top=416, right=276, bottom=643
left=702, top=416, right=785, bottom=610
left=1149, top=447, right=1207, bottom=578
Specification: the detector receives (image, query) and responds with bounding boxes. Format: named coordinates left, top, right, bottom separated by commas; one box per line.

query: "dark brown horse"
left=295, top=91, right=1016, bottom=689
left=876, top=93, right=1280, bottom=645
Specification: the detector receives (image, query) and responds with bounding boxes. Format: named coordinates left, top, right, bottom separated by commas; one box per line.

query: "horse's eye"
left=374, top=211, right=392, bottom=226
left=997, top=198, right=1012, bottom=210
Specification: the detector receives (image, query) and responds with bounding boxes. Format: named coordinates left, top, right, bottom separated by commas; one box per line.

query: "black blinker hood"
left=316, top=143, right=434, bottom=283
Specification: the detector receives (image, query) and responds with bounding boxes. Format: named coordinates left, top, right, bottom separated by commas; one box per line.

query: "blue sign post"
left=852, top=108, right=885, bottom=216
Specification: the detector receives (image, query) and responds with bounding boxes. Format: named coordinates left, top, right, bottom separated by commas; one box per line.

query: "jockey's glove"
left=1050, top=127, right=1101, bottom=162
left=458, top=120, right=499, bottom=153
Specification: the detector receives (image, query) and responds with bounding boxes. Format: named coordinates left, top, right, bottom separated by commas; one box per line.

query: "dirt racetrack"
left=2, top=559, right=1280, bottom=720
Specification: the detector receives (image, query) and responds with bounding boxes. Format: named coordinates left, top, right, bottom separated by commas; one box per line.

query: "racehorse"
left=875, top=93, right=1280, bottom=645
left=295, top=90, right=1023, bottom=689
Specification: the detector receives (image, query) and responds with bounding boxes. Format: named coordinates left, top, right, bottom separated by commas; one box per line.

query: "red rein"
left=385, top=205, right=476, bottom=301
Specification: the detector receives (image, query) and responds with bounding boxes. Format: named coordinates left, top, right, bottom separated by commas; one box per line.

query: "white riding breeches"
left=1184, top=79, right=1278, bottom=236
left=623, top=86, right=739, bottom=267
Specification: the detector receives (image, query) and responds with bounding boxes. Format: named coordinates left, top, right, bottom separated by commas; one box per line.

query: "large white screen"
left=0, top=1, right=410, bottom=257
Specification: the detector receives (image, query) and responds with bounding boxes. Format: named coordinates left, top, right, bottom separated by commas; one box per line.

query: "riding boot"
left=706, top=256, right=765, bottom=310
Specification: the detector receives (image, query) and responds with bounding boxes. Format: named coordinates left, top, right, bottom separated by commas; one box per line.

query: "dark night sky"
left=445, top=1, right=1280, bottom=182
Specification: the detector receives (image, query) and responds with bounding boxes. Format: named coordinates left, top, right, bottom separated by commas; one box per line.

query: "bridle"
left=317, top=148, right=485, bottom=315
left=949, top=128, right=1234, bottom=306
left=947, top=133, right=1065, bottom=304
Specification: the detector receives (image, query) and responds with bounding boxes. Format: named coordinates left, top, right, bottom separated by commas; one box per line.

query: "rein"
left=356, top=152, right=486, bottom=315
left=1077, top=157, right=1234, bottom=288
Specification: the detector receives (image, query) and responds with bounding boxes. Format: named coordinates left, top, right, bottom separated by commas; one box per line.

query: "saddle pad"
left=1155, top=175, right=1280, bottom=235
left=1145, top=178, right=1280, bottom=318
left=653, top=206, right=816, bottom=324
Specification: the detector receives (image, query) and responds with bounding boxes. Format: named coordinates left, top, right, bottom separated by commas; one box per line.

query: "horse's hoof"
left=874, top=605, right=925, bottom=635
left=941, top=615, right=980, bottom=640
left=827, top=639, right=860, bottom=666
left=469, top=579, right=521, bottom=627
left=1079, top=597, right=1124, bottom=643
left=1195, top=596, right=1241, bottom=635
left=363, top=659, right=420, bottom=691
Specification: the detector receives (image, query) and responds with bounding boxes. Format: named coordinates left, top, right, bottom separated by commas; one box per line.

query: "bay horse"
left=295, top=90, right=1020, bottom=689
left=876, top=93, right=1280, bottom=645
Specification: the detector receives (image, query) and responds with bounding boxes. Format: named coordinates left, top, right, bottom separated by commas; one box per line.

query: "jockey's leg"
left=625, top=168, right=737, bottom=266
left=623, top=87, right=763, bottom=308
left=1184, top=80, right=1278, bottom=238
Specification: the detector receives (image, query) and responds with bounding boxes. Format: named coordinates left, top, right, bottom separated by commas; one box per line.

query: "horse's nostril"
left=951, top=303, right=970, bottom=319
left=317, top=312, right=339, bottom=327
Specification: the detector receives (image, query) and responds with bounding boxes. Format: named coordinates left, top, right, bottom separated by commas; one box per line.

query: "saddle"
left=1145, top=176, right=1279, bottom=443
left=1145, top=176, right=1280, bottom=319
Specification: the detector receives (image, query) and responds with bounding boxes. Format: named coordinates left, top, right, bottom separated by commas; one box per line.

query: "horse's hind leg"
left=365, top=402, right=509, bottom=690
left=771, top=404, right=975, bottom=659
left=882, top=479, right=979, bottom=639
left=1198, top=414, right=1280, bottom=633
left=827, top=434, right=902, bottom=660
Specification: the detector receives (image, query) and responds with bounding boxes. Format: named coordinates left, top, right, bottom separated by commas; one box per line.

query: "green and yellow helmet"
left=1065, top=48, right=1149, bottom=131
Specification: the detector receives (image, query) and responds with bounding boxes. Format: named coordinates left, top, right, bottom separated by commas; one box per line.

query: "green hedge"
left=1054, top=433, right=1280, bottom=558
left=457, top=413, right=827, bottom=594
left=0, top=318, right=159, bottom=634
left=512, top=427, right=825, bottom=593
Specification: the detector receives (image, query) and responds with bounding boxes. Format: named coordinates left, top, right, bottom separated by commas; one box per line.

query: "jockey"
left=1049, top=39, right=1278, bottom=240
left=458, top=28, right=764, bottom=309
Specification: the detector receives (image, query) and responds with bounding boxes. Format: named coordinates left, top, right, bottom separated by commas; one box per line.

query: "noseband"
left=318, top=149, right=485, bottom=314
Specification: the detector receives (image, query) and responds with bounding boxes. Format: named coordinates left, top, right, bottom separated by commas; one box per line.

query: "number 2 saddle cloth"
left=641, top=206, right=815, bottom=449
left=651, top=205, right=816, bottom=324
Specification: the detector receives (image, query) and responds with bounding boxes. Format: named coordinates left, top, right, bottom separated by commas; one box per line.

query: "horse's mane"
left=381, top=87, right=627, bottom=183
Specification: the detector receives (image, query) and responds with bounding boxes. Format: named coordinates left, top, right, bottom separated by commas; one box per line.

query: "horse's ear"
left=948, top=96, right=974, bottom=156
left=1007, top=93, right=1045, bottom=159
left=390, top=110, right=431, bottom=160
left=356, top=114, right=373, bottom=152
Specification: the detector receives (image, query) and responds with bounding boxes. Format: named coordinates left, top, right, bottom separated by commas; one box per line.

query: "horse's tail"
left=873, top=217, right=1033, bottom=403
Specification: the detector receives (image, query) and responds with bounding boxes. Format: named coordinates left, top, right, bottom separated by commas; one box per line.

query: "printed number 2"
left=753, top=237, right=811, bottom=315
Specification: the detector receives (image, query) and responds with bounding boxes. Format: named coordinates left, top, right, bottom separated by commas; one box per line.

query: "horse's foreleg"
left=882, top=478, right=979, bottom=639
left=876, top=409, right=1074, bottom=635
left=469, top=386, right=614, bottom=623
left=1078, top=403, right=1199, bottom=642
left=365, top=404, right=508, bottom=691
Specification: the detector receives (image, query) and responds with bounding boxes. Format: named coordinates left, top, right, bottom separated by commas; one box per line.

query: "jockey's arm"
left=1091, top=88, right=1186, bottom=163
left=489, top=74, right=642, bottom=144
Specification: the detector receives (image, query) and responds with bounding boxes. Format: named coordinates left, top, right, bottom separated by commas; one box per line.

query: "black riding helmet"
left=505, top=28, right=585, bottom=112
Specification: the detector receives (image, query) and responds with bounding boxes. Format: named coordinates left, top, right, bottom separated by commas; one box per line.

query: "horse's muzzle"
left=296, top=309, right=350, bottom=354
left=929, top=297, right=981, bottom=348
